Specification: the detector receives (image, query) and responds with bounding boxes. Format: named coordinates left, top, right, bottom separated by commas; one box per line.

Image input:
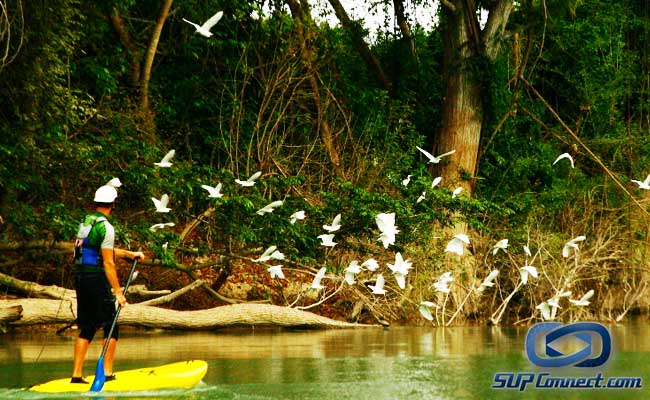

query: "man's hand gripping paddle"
left=89, top=259, right=139, bottom=392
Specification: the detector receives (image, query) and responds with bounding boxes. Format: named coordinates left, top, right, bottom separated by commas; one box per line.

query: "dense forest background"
left=1, top=0, right=650, bottom=327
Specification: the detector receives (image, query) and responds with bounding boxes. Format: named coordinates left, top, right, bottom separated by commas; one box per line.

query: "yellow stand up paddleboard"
left=29, top=360, right=208, bottom=393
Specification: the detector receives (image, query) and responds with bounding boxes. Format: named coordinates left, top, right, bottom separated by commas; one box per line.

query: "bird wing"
left=182, top=18, right=200, bottom=30
left=436, top=149, right=456, bottom=159
left=160, top=150, right=175, bottom=163
left=373, top=274, right=385, bottom=290
left=201, top=11, right=223, bottom=30
left=416, top=146, right=435, bottom=162
left=643, top=174, right=650, bottom=186
left=553, top=153, right=573, bottom=167
left=159, top=194, right=169, bottom=208
left=312, top=267, right=326, bottom=286
left=247, top=171, right=262, bottom=182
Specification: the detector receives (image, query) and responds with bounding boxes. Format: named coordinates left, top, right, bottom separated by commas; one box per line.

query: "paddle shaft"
left=99, top=258, right=138, bottom=357
left=90, top=258, right=138, bottom=391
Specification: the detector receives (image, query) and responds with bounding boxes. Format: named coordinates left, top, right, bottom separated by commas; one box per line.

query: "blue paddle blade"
left=89, top=356, right=106, bottom=392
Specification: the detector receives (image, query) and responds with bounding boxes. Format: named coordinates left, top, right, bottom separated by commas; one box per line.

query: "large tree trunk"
left=436, top=0, right=514, bottom=194
left=0, top=299, right=374, bottom=329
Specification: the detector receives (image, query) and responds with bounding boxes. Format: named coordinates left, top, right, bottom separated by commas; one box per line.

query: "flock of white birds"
left=112, top=10, right=648, bottom=323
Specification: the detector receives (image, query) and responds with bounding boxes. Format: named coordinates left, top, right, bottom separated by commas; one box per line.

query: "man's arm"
left=102, top=248, right=128, bottom=306
left=113, top=248, right=145, bottom=260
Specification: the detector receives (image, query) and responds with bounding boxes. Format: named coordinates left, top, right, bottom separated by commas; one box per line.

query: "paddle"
left=89, top=258, right=139, bottom=392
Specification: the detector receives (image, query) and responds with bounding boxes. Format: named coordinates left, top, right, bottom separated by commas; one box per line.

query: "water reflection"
left=1, top=318, right=649, bottom=399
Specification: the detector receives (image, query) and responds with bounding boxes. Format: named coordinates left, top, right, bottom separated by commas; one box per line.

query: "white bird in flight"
left=317, top=233, right=337, bottom=247
left=151, top=194, right=171, bottom=212
left=256, top=200, right=283, bottom=215
left=149, top=222, right=175, bottom=232
left=376, top=212, right=399, bottom=249
left=519, top=265, right=538, bottom=285
left=182, top=11, right=223, bottom=37
left=477, top=270, right=499, bottom=292
left=445, top=233, right=470, bottom=256
left=235, top=171, right=262, bottom=187
left=154, top=150, right=175, bottom=167
left=553, top=153, right=574, bottom=168
left=433, top=272, right=454, bottom=293
left=361, top=258, right=379, bottom=271
left=416, top=146, right=456, bottom=164
left=631, top=174, right=650, bottom=190
left=289, top=210, right=306, bottom=224
left=569, top=289, right=594, bottom=306
left=418, top=301, right=437, bottom=321
left=201, top=183, right=223, bottom=198
left=431, top=176, right=442, bottom=188
left=267, top=265, right=285, bottom=280
left=106, top=177, right=122, bottom=188
left=492, top=239, right=509, bottom=255
left=310, top=267, right=327, bottom=290
left=368, top=274, right=386, bottom=294
left=387, top=252, right=412, bottom=289
left=323, top=214, right=342, bottom=232
left=344, top=260, right=362, bottom=285
left=562, top=235, right=586, bottom=258
left=254, top=245, right=285, bottom=263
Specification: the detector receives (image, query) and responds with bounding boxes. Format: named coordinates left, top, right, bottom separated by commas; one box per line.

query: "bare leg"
left=72, top=337, right=89, bottom=377
left=103, top=338, right=118, bottom=375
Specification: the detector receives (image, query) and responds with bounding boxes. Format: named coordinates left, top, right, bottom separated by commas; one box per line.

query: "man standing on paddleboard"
left=70, top=182, right=145, bottom=384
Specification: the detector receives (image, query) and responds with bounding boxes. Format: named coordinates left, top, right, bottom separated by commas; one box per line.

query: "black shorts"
left=74, top=271, right=117, bottom=341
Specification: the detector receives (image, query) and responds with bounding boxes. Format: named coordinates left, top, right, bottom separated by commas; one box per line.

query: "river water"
left=0, top=319, right=649, bottom=399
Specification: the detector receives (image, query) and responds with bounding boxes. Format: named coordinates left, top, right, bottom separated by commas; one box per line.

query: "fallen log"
left=0, top=299, right=376, bottom=330
left=0, top=305, right=22, bottom=322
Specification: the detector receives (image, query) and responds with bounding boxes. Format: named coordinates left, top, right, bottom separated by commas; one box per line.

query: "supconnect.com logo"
left=492, top=322, right=643, bottom=391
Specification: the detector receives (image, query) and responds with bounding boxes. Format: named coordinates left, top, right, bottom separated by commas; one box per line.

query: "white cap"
left=94, top=185, right=118, bottom=203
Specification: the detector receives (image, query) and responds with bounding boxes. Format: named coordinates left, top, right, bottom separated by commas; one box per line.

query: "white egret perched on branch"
left=416, top=146, right=456, bottom=164
left=235, top=171, right=261, bottom=187
left=182, top=11, right=223, bottom=37
left=151, top=194, right=171, bottom=212
left=452, top=187, right=463, bottom=198
left=154, top=150, right=175, bottom=167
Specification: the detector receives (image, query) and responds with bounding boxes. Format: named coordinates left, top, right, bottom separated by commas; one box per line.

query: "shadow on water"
left=1, top=319, right=649, bottom=399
